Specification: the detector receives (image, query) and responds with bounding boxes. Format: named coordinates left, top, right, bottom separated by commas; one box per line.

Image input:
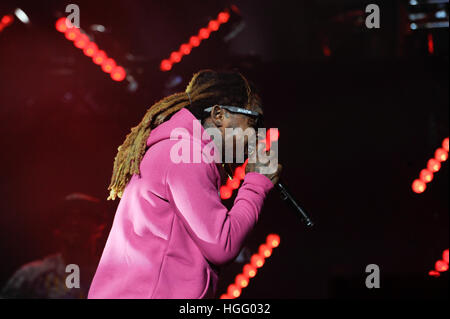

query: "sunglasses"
left=204, top=105, right=264, bottom=128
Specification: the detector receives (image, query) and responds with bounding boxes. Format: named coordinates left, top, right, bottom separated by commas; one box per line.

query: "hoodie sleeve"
left=165, top=161, right=274, bottom=266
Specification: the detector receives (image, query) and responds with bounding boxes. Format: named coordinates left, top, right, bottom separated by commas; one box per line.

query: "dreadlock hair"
left=107, top=69, right=263, bottom=200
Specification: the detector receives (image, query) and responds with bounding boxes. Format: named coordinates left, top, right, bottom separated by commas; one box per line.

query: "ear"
left=210, top=105, right=225, bottom=128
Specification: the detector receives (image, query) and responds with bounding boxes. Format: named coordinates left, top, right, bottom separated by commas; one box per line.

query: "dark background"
left=0, top=0, right=448, bottom=298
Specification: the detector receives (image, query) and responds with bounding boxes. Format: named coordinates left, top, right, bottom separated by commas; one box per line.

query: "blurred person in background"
left=1, top=193, right=107, bottom=299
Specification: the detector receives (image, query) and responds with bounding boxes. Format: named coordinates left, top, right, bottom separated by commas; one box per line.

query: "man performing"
left=88, top=69, right=282, bottom=299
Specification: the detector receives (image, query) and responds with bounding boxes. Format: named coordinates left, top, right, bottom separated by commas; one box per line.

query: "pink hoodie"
left=88, top=108, right=273, bottom=299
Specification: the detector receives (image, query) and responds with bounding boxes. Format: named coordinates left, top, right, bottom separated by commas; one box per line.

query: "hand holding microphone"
left=245, top=130, right=314, bottom=227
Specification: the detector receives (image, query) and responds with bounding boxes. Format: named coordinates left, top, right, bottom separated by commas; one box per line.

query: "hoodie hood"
left=146, top=108, right=220, bottom=163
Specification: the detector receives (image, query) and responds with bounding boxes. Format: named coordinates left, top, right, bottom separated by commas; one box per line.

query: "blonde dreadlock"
left=107, top=69, right=259, bottom=200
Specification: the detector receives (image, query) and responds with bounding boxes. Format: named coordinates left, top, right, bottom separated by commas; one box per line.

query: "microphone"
left=275, top=180, right=314, bottom=227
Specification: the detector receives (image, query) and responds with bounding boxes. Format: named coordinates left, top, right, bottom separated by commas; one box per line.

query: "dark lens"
left=256, top=115, right=264, bottom=129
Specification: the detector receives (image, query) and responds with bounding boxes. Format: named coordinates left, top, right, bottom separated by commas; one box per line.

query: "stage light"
left=180, top=44, right=192, bottom=55
left=427, top=33, right=434, bottom=54
left=434, top=148, right=448, bottom=162
left=56, top=18, right=127, bottom=83
left=220, top=185, right=232, bottom=199
left=160, top=59, right=172, bottom=71
left=101, top=58, right=116, bottom=73
left=170, top=51, right=182, bottom=63
left=234, top=166, right=246, bottom=180
left=14, top=8, right=29, bottom=24
left=208, top=20, right=220, bottom=31
left=259, top=244, right=273, bottom=258
left=267, top=128, right=280, bottom=142
left=435, top=10, right=447, bottom=19
left=243, top=264, right=257, bottom=278
left=410, top=23, right=418, bottom=30
left=189, top=36, right=201, bottom=47
left=55, top=17, right=68, bottom=32
left=90, top=24, right=106, bottom=32
left=111, top=66, right=126, bottom=82
left=443, top=137, right=449, bottom=152
left=160, top=9, right=232, bottom=71
left=435, top=260, right=449, bottom=272
left=428, top=270, right=440, bottom=277
left=443, top=249, right=449, bottom=264
left=1, top=14, right=13, bottom=26
left=220, top=293, right=232, bottom=299
left=218, top=11, right=230, bottom=23
left=199, top=28, right=211, bottom=39
left=267, top=234, right=280, bottom=248
left=93, top=50, right=107, bottom=65
left=227, top=284, right=241, bottom=298
left=223, top=233, right=281, bottom=298
left=427, top=158, right=441, bottom=173
left=412, top=179, right=426, bottom=193
left=419, top=169, right=433, bottom=183
left=83, top=42, right=98, bottom=57
left=65, top=27, right=80, bottom=41
left=227, top=178, right=240, bottom=190
left=251, top=254, right=265, bottom=268
left=74, top=33, right=89, bottom=49
left=235, top=274, right=249, bottom=288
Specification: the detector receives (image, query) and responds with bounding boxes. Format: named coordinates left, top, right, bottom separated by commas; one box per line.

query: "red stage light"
left=435, top=260, right=449, bottom=272
left=227, top=284, right=241, bottom=298
left=170, top=51, right=182, bottom=63
left=189, top=36, right=201, bottom=47
left=428, top=270, right=440, bottom=277
left=427, top=33, right=434, bottom=55
left=243, top=264, right=257, bottom=278
left=419, top=169, right=433, bottom=183
left=223, top=233, right=281, bottom=298
left=235, top=274, right=249, bottom=288
left=259, top=244, right=273, bottom=258
left=199, top=28, right=211, bottom=39
left=234, top=166, right=246, bottom=180
left=251, top=254, right=265, bottom=268
left=83, top=42, right=98, bottom=57
left=208, top=20, right=220, bottom=31
left=443, top=137, right=449, bottom=152
left=65, top=27, right=80, bottom=41
left=55, top=17, right=68, bottom=32
left=218, top=11, right=230, bottom=23
left=101, top=58, right=116, bottom=73
left=220, top=185, right=232, bottom=199
left=227, top=178, right=240, bottom=190
left=220, top=293, right=232, bottom=299
left=266, top=234, right=280, bottom=248
left=93, top=50, right=107, bottom=65
left=74, top=33, right=89, bottom=49
left=427, top=158, right=441, bottom=173
left=435, top=148, right=448, bottom=162
left=180, top=44, right=192, bottom=55
left=160, top=9, right=232, bottom=72
left=111, top=66, right=126, bottom=81
left=412, top=179, right=426, bottom=194
left=56, top=18, right=125, bottom=84
left=267, top=128, right=280, bottom=142
left=160, top=59, right=172, bottom=71
left=1, top=14, right=13, bottom=26
left=443, top=249, right=449, bottom=264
